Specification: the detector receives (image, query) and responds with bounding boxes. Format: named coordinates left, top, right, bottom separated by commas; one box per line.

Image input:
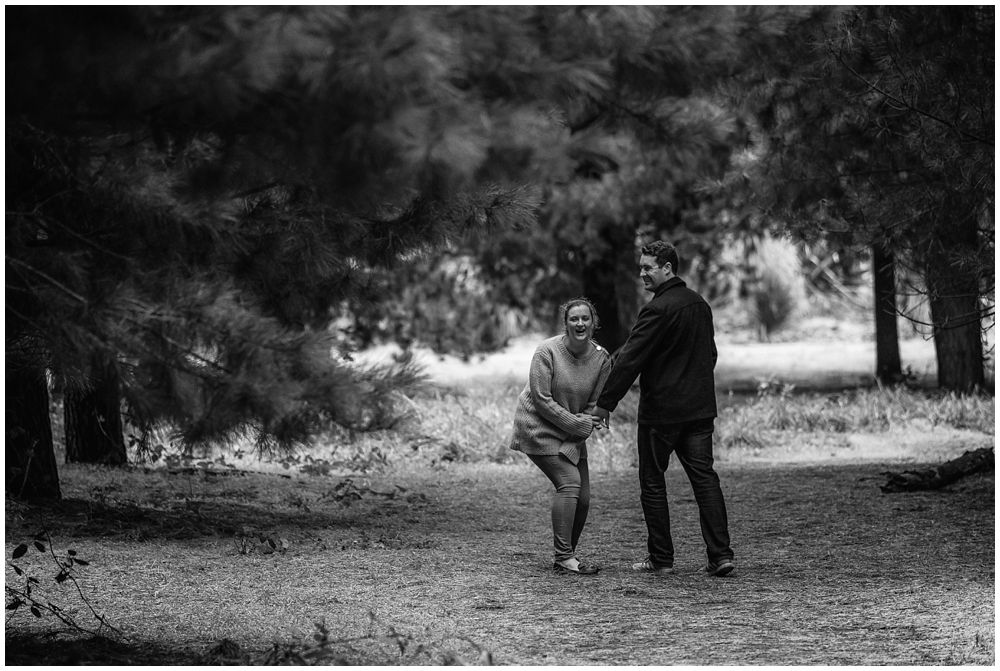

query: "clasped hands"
left=578, top=407, right=611, bottom=432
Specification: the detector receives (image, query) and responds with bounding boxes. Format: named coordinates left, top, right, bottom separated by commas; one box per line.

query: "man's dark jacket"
left=597, top=276, right=718, bottom=424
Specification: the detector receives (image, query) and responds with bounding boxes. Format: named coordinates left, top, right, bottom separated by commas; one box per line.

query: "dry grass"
left=724, top=385, right=995, bottom=433
left=241, top=382, right=994, bottom=476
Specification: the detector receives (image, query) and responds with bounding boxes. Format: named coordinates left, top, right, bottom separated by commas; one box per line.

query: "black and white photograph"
left=5, top=4, right=994, bottom=666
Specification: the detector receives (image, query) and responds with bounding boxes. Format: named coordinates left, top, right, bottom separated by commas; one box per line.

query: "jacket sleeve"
left=584, top=352, right=612, bottom=414
left=596, top=303, right=668, bottom=412
left=528, top=347, right=594, bottom=438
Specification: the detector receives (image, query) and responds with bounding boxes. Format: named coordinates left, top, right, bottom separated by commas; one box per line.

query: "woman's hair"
left=560, top=297, right=600, bottom=331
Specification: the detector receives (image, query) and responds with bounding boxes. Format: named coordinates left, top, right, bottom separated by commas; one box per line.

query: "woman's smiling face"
left=565, top=304, right=595, bottom=342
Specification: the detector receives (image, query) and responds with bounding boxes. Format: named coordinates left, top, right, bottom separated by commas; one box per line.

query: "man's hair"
left=560, top=297, right=600, bottom=330
left=641, top=241, right=679, bottom=272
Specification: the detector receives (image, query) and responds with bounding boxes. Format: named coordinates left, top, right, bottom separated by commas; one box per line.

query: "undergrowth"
left=296, top=382, right=994, bottom=469
left=5, top=530, right=119, bottom=640
left=120, top=379, right=994, bottom=472
left=721, top=384, right=994, bottom=436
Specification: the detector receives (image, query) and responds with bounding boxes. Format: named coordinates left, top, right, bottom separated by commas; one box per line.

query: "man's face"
left=639, top=254, right=671, bottom=292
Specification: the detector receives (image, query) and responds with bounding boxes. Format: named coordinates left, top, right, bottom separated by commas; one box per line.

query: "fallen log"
left=880, top=446, right=994, bottom=493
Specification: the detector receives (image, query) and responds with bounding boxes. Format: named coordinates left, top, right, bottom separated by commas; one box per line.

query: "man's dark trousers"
left=637, top=418, right=733, bottom=567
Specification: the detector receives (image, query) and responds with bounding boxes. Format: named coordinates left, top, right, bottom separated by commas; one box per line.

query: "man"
left=595, top=241, right=735, bottom=577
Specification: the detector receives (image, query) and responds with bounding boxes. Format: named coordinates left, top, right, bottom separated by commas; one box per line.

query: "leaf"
left=12, top=565, right=23, bottom=576
left=67, top=549, right=77, bottom=556
left=30, top=606, right=41, bottom=618
left=73, top=559, right=90, bottom=566
left=6, top=600, right=23, bottom=610
left=27, top=577, right=40, bottom=585
left=11, top=544, right=28, bottom=559
left=55, top=570, right=68, bottom=584
left=33, top=541, right=46, bottom=553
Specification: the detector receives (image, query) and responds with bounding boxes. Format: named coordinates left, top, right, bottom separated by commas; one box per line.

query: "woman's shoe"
left=553, top=559, right=600, bottom=575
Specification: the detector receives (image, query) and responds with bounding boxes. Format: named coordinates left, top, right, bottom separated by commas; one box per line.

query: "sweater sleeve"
left=528, top=347, right=594, bottom=438
left=597, top=303, right=672, bottom=412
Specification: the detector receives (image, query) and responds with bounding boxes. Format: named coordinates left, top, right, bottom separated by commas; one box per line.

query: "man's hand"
left=594, top=407, right=610, bottom=429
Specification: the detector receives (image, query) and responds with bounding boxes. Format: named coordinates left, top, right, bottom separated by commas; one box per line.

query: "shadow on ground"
left=6, top=633, right=203, bottom=666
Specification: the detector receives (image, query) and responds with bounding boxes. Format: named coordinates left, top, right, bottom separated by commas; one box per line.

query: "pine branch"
left=31, top=215, right=134, bottom=263
left=5, top=256, right=89, bottom=305
left=831, top=46, right=992, bottom=147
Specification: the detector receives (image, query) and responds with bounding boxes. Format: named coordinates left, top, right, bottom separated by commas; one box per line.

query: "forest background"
left=4, top=5, right=994, bottom=665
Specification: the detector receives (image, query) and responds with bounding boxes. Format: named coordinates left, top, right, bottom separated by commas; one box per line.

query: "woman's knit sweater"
left=509, top=335, right=611, bottom=465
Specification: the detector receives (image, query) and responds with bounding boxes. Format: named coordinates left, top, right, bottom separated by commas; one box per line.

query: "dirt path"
left=6, top=456, right=993, bottom=665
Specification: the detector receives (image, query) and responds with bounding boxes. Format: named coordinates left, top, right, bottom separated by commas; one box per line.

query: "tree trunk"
left=64, top=353, right=127, bottom=465
left=924, top=211, right=985, bottom=392
left=872, top=243, right=902, bottom=384
left=5, top=364, right=61, bottom=500
left=928, top=300, right=984, bottom=392
left=881, top=447, right=993, bottom=492
left=582, top=223, right=638, bottom=353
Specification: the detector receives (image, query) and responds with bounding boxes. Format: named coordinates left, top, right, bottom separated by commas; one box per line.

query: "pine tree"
left=8, top=6, right=574, bottom=497
left=725, top=6, right=994, bottom=391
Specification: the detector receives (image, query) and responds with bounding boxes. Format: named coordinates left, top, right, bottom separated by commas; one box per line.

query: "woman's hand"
left=582, top=414, right=605, bottom=432
left=573, top=413, right=601, bottom=436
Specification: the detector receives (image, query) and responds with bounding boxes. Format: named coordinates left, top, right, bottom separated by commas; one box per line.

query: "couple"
left=510, top=241, right=735, bottom=578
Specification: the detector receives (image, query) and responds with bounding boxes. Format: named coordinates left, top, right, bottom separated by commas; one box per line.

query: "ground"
left=4, top=321, right=995, bottom=665
left=4, top=457, right=994, bottom=665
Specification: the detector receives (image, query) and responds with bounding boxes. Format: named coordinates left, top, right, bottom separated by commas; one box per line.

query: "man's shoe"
left=631, top=558, right=674, bottom=575
left=705, top=558, right=735, bottom=577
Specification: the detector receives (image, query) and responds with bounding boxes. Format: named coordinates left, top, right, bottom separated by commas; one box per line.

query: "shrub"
left=747, top=236, right=805, bottom=340
left=5, top=530, right=119, bottom=639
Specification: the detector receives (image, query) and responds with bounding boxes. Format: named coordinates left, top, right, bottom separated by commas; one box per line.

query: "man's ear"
left=663, top=262, right=673, bottom=275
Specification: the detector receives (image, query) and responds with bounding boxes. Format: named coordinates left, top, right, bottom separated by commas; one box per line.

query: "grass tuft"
left=719, top=386, right=994, bottom=444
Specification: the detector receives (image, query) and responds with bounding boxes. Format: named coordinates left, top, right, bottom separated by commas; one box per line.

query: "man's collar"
left=653, top=276, right=686, bottom=296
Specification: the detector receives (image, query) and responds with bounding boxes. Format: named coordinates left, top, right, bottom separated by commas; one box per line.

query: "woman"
left=510, top=298, right=611, bottom=575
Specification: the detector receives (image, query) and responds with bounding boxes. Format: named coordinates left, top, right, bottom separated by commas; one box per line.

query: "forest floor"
left=4, top=317, right=995, bottom=666
left=4, top=454, right=994, bottom=665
